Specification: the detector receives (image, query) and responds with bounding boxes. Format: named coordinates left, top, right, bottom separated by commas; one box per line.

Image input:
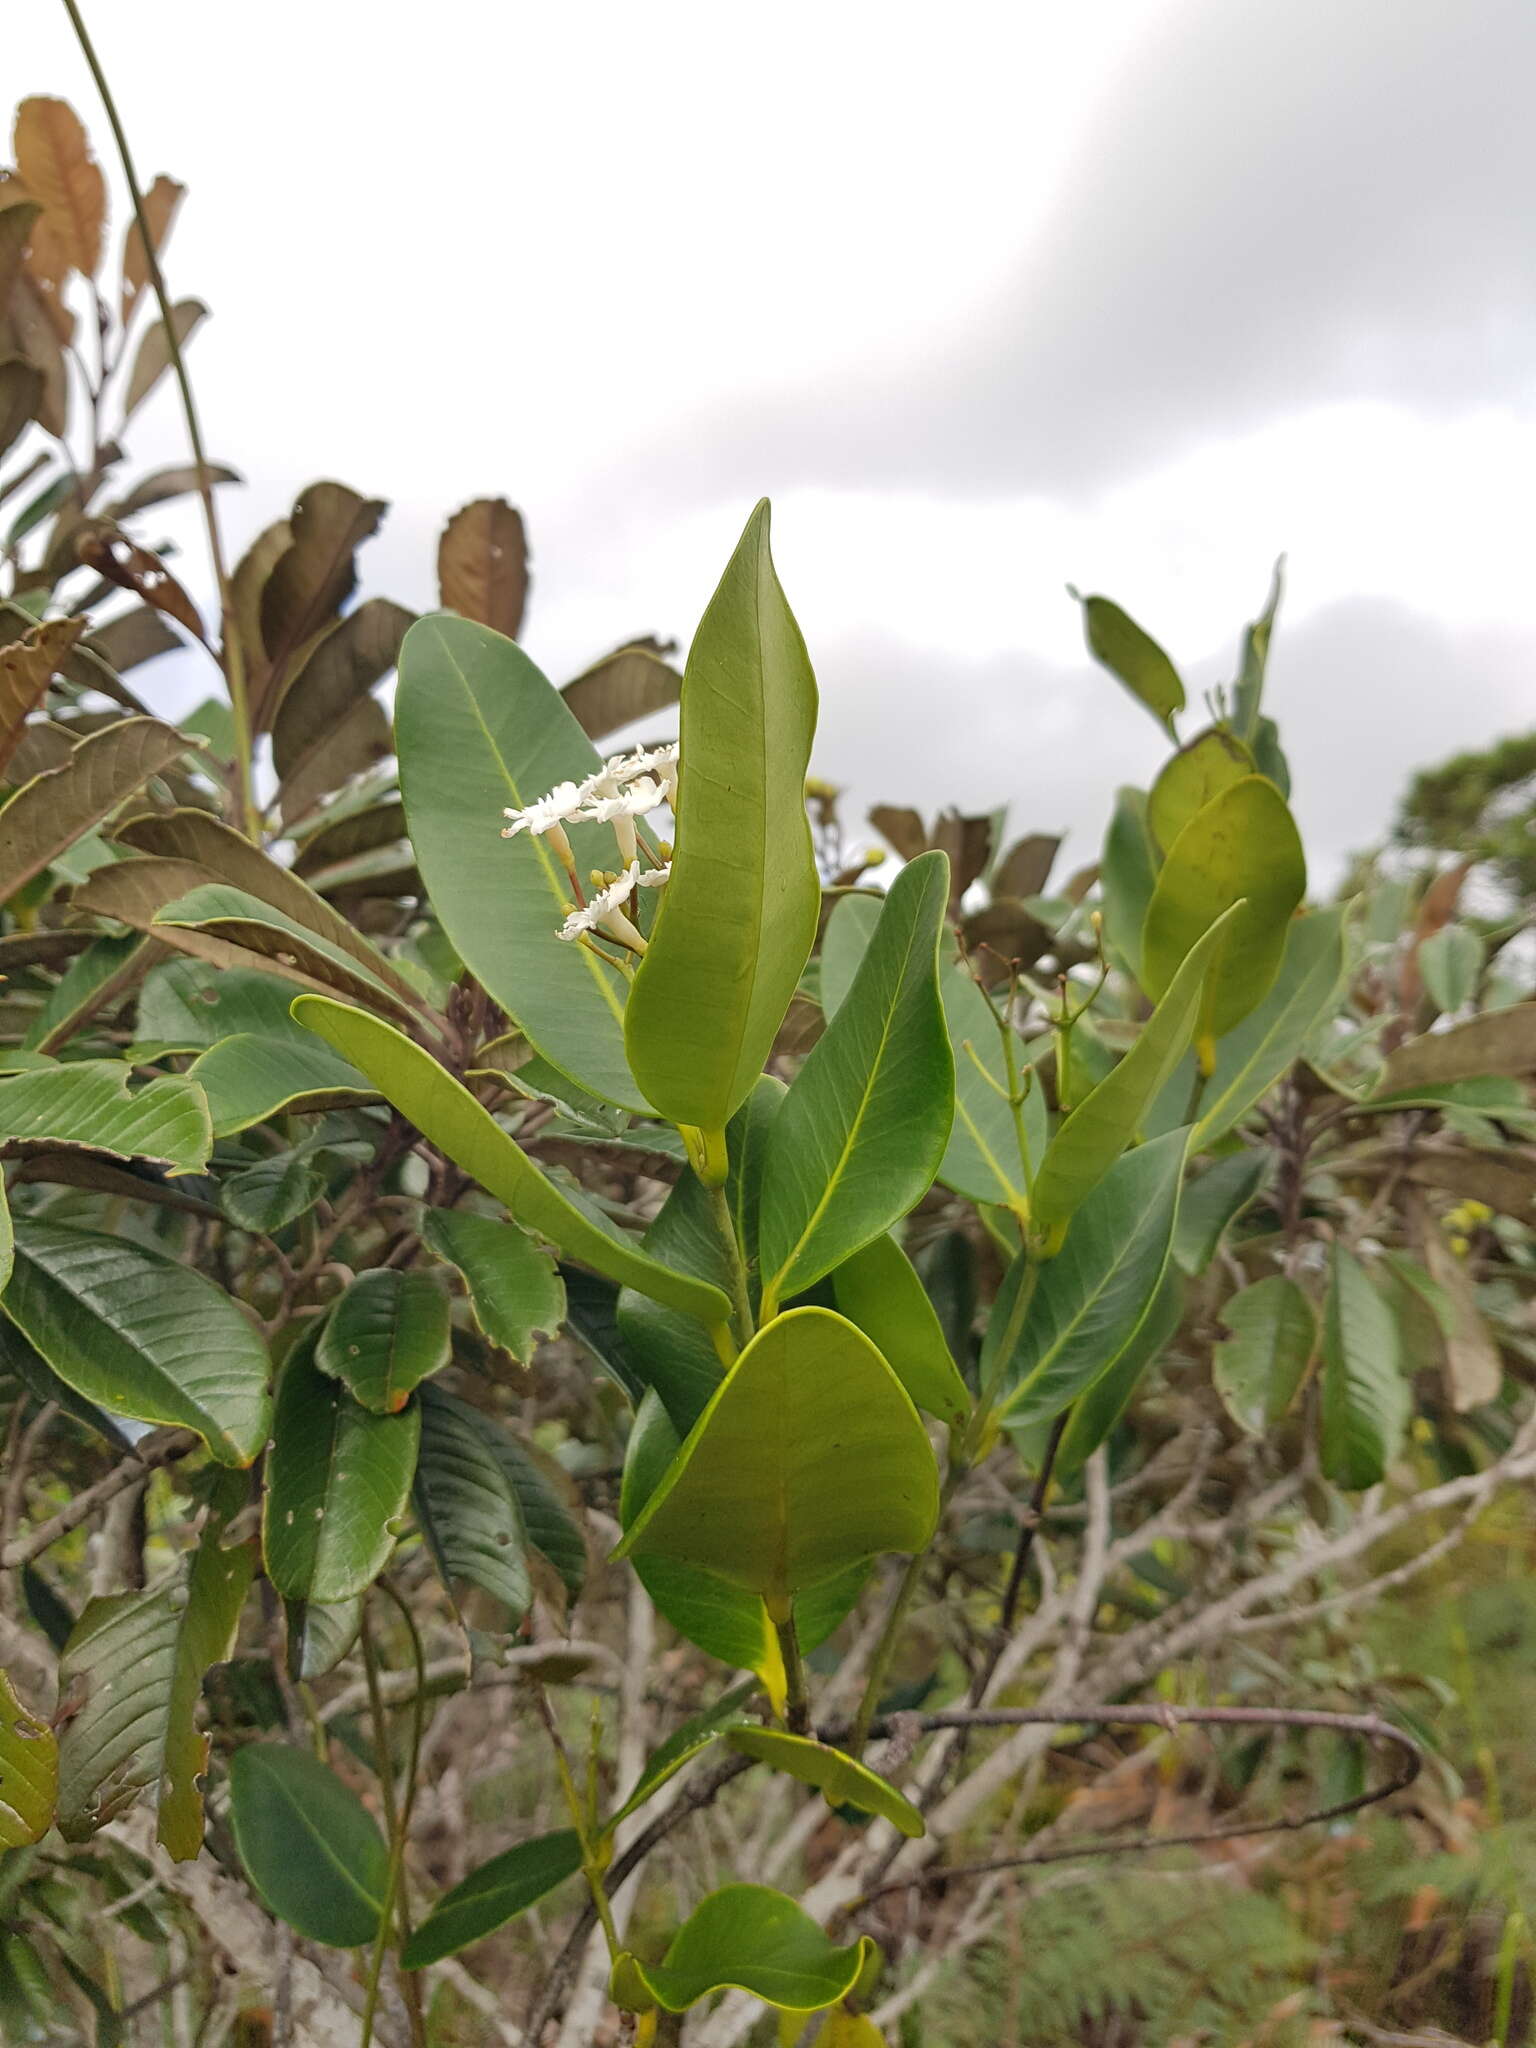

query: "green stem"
left=61, top=0, right=259, bottom=838
left=535, top=1687, right=621, bottom=1958
left=963, top=1250, right=1042, bottom=1467
left=1184, top=1064, right=1209, bottom=1126
left=706, top=1178, right=754, bottom=1348
left=377, top=1581, right=429, bottom=2048
left=848, top=1546, right=927, bottom=1755
left=772, top=1602, right=811, bottom=1735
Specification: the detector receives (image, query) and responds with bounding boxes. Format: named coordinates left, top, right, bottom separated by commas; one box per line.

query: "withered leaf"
left=0, top=615, right=84, bottom=779
left=13, top=98, right=105, bottom=276
left=1413, top=1198, right=1503, bottom=1412
left=122, top=298, right=206, bottom=419
left=1402, top=1147, right=1536, bottom=1228
left=0, top=716, right=193, bottom=902
left=74, top=523, right=205, bottom=644
left=868, top=805, right=929, bottom=863
left=257, top=482, right=387, bottom=708
left=0, top=192, right=42, bottom=305
left=109, top=461, right=240, bottom=520
left=5, top=273, right=69, bottom=437
left=993, top=833, right=1061, bottom=902
left=437, top=497, right=530, bottom=639
left=120, top=173, right=184, bottom=325
left=930, top=809, right=994, bottom=903
left=561, top=636, right=681, bottom=741
left=272, top=598, right=413, bottom=826
left=83, top=606, right=183, bottom=676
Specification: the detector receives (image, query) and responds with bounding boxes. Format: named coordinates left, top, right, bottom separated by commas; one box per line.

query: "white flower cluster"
left=500, top=743, right=678, bottom=950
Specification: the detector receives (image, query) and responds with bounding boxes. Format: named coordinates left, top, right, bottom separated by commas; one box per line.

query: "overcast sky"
left=21, top=0, right=1536, bottom=884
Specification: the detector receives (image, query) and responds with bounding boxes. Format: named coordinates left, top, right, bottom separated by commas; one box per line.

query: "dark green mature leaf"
left=413, top=1382, right=533, bottom=1624
left=1214, top=1275, right=1317, bottom=1435
left=188, top=1032, right=374, bottom=1136
left=1143, top=778, right=1306, bottom=1053
left=615, top=1307, right=938, bottom=1602
left=494, top=1430, right=586, bottom=1602
left=284, top=1597, right=361, bottom=1683
left=724, top=1727, right=923, bottom=1835
left=562, top=636, right=680, bottom=739
left=221, top=1155, right=326, bottom=1234
left=626, top=500, right=820, bottom=1163
left=262, top=1328, right=420, bottom=1601
left=937, top=962, right=1039, bottom=1214
left=611, top=1884, right=875, bottom=2016
left=56, top=1471, right=254, bottom=1855
left=830, top=1232, right=970, bottom=1426
left=606, top=1681, right=758, bottom=1833
left=437, top=497, right=530, bottom=639
left=317, top=1269, right=450, bottom=1414
left=0, top=1667, right=56, bottom=1847
left=403, top=1829, right=582, bottom=1968
left=758, top=851, right=953, bottom=1312
left=21, top=931, right=151, bottom=1055
left=819, top=892, right=882, bottom=1019
left=396, top=612, right=639, bottom=1107
left=228, top=1743, right=388, bottom=1948
left=0, top=717, right=190, bottom=902
left=2, top=1219, right=270, bottom=1464
left=0, top=1062, right=210, bottom=1172
left=1049, top=1264, right=1185, bottom=1478
left=272, top=598, right=413, bottom=826
left=1071, top=590, right=1184, bottom=735
left=292, top=997, right=732, bottom=1333
left=421, top=1208, right=565, bottom=1362
left=0, top=1314, right=139, bottom=1451
left=1320, top=1247, right=1408, bottom=1489
left=990, top=1129, right=1188, bottom=1431
left=1172, top=1150, right=1271, bottom=1275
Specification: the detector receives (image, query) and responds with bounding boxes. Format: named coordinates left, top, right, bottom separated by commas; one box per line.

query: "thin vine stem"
left=60, top=0, right=259, bottom=837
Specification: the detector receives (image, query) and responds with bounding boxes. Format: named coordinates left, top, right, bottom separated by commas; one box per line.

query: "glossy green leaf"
left=819, top=892, right=882, bottom=1019
left=284, top=1597, right=362, bottom=1683
left=1100, top=786, right=1159, bottom=981
left=0, top=1668, right=56, bottom=1848
left=615, top=1307, right=937, bottom=1602
left=1418, top=924, right=1483, bottom=1015
left=724, top=1727, right=923, bottom=1836
left=1071, top=590, right=1184, bottom=735
left=228, top=1743, right=388, bottom=1948
left=758, top=851, right=953, bottom=1312
left=606, top=1681, right=758, bottom=1832
left=262, top=1327, right=420, bottom=1601
left=1320, top=1247, right=1408, bottom=1490
left=1032, top=905, right=1240, bottom=1233
left=292, top=997, right=732, bottom=1335
left=1172, top=1150, right=1271, bottom=1275
left=0, top=1061, right=210, bottom=1173
left=1147, top=727, right=1255, bottom=853
left=1214, top=1275, right=1317, bottom=1436
left=625, top=500, right=821, bottom=1154
left=316, top=1268, right=450, bottom=1414
left=421, top=1207, right=565, bottom=1362
left=617, top=1174, right=730, bottom=1437
left=1142, top=778, right=1306, bottom=1052
left=2, top=1219, right=270, bottom=1465
left=990, top=1129, right=1188, bottom=1431
left=395, top=612, right=639, bottom=1106
left=221, top=1155, right=326, bottom=1234
left=611, top=1883, right=875, bottom=2015
left=939, top=962, right=1040, bottom=1213
left=188, top=1031, right=375, bottom=1137
left=413, top=1382, right=533, bottom=1624
left=56, top=1472, right=254, bottom=1856
left=620, top=1391, right=866, bottom=1715
left=830, top=1232, right=969, bottom=1426
left=402, top=1829, right=584, bottom=1968
left=1048, top=1264, right=1185, bottom=1479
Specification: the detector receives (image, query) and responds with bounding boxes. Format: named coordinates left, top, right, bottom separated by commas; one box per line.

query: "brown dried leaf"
left=292, top=799, right=407, bottom=877
left=5, top=273, right=69, bottom=437
left=13, top=98, right=105, bottom=275
left=270, top=597, right=413, bottom=811
left=1413, top=1198, right=1503, bottom=1411
left=0, top=716, right=192, bottom=901
left=120, top=173, right=184, bottom=325
left=122, top=297, right=206, bottom=419
left=438, top=497, right=529, bottom=639
left=961, top=898, right=1055, bottom=982
left=868, top=804, right=929, bottom=863
left=931, top=809, right=993, bottom=902
left=83, top=606, right=183, bottom=675
left=228, top=516, right=290, bottom=698
left=108, top=460, right=240, bottom=520
left=1402, top=1147, right=1536, bottom=1228
left=0, top=191, right=42, bottom=304
left=1384, top=1004, right=1536, bottom=1091
left=561, top=636, right=681, bottom=741
left=993, top=833, right=1061, bottom=902
left=0, top=615, right=84, bottom=778
left=19, top=206, right=75, bottom=344
left=257, top=483, right=387, bottom=714
left=73, top=523, right=206, bottom=644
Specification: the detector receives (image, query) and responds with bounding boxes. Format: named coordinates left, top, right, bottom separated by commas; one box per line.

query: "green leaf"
left=1320, top=1247, right=1408, bottom=1489
left=188, top=1031, right=374, bottom=1137
left=56, top=1472, right=254, bottom=1855
left=819, top=893, right=883, bottom=1019
left=227, top=1743, right=388, bottom=1948
left=284, top=1598, right=361, bottom=1682
left=135, top=957, right=314, bottom=1052
left=1142, top=778, right=1306, bottom=1053
left=413, top=1382, right=533, bottom=1625
left=829, top=1232, right=969, bottom=1426
left=1232, top=557, right=1284, bottom=741
left=625, top=501, right=821, bottom=1155
left=0, top=1061, right=210, bottom=1173
left=1100, top=786, right=1158, bottom=981
left=154, top=884, right=419, bottom=1025
left=292, top=996, right=731, bottom=1335
left=2, top=1218, right=270, bottom=1465
left=620, top=1392, right=866, bottom=1715
left=1382, top=1002, right=1536, bottom=1091
left=758, top=851, right=953, bottom=1312
left=421, top=1208, right=565, bottom=1362
left=0, top=717, right=191, bottom=902
left=0, top=1668, right=56, bottom=1848
left=1214, top=1275, right=1317, bottom=1436
left=611, top=1884, right=875, bottom=2016
left=402, top=1830, right=584, bottom=1969
left=221, top=1155, right=325, bottom=1234
left=1032, top=904, right=1241, bottom=1233
left=1147, top=727, right=1256, bottom=853
left=990, top=1130, right=1188, bottom=1431
left=614, top=1306, right=938, bottom=1603
left=494, top=1431, right=586, bottom=1602
left=1172, top=1150, right=1271, bottom=1276
left=606, top=1681, right=759, bottom=1833
left=1049, top=1265, right=1184, bottom=1478
left=262, top=1326, right=420, bottom=1601
left=1071, top=590, right=1184, bottom=735
left=1418, top=924, right=1484, bottom=1016
left=316, top=1269, right=450, bottom=1414
left=723, top=1727, right=924, bottom=1836
left=1185, top=907, right=1349, bottom=1145
left=395, top=612, right=640, bottom=1107
left=21, top=931, right=149, bottom=1053
left=938, top=962, right=1039, bottom=1212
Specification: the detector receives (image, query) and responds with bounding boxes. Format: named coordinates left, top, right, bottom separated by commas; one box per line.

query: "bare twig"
left=0, top=1429, right=199, bottom=1570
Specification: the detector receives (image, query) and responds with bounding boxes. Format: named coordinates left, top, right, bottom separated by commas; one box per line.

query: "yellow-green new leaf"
left=611, top=1885, right=876, bottom=2016
left=625, top=501, right=820, bottom=1160
left=830, top=1232, right=969, bottom=1427
left=724, top=1727, right=924, bottom=1836
left=1142, top=776, right=1305, bottom=1057
left=1147, top=727, right=1256, bottom=852
left=614, top=1307, right=937, bottom=1603
left=0, top=1667, right=56, bottom=1848
left=1072, top=590, right=1184, bottom=735
left=292, top=997, right=730, bottom=1333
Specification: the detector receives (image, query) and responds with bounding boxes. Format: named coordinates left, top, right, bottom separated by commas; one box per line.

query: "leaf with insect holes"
left=420, top=1208, right=565, bottom=1362
left=316, top=1269, right=450, bottom=1414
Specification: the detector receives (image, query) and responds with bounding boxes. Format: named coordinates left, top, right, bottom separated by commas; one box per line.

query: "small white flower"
left=636, top=862, right=671, bottom=888
left=576, top=775, right=666, bottom=825
left=501, top=781, right=585, bottom=839
left=559, top=862, right=645, bottom=948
